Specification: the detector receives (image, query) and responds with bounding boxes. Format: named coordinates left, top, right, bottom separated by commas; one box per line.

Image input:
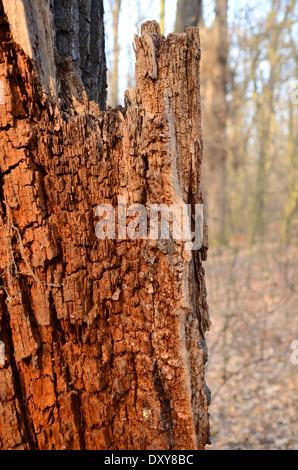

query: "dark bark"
left=52, top=0, right=107, bottom=108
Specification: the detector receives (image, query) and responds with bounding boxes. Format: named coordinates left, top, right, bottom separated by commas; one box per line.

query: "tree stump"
left=0, top=1, right=210, bottom=450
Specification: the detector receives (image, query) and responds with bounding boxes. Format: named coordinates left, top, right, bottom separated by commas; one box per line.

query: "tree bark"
left=52, top=0, right=107, bottom=108
left=0, top=0, right=210, bottom=451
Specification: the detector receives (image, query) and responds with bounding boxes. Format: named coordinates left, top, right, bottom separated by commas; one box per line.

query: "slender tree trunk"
left=175, top=0, right=228, bottom=245
left=0, top=0, right=210, bottom=451
left=109, top=0, right=121, bottom=107
left=282, top=90, right=298, bottom=247
left=174, top=0, right=202, bottom=32
left=249, top=0, right=296, bottom=248
left=200, top=0, right=228, bottom=246
left=160, top=0, right=165, bottom=35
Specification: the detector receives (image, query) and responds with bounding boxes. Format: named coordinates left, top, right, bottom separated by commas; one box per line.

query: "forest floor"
left=204, top=240, right=298, bottom=450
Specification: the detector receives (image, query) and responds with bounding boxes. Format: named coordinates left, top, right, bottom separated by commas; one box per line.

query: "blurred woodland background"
left=104, top=0, right=298, bottom=450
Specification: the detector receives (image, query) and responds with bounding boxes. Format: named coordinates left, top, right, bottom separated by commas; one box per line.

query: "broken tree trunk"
left=0, top=0, right=210, bottom=450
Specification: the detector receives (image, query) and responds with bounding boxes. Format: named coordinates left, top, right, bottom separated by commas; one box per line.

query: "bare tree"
left=160, top=0, right=165, bottom=34
left=200, top=0, right=228, bottom=245
left=175, top=0, right=228, bottom=245
left=109, top=0, right=121, bottom=106
left=175, top=0, right=202, bottom=31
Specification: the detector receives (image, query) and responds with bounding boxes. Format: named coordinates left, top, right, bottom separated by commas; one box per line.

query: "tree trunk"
left=52, top=0, right=107, bottom=108
left=175, top=0, right=228, bottom=245
left=0, top=0, right=210, bottom=451
left=109, top=0, right=121, bottom=107
left=200, top=0, right=228, bottom=245
left=174, top=0, right=202, bottom=32
left=160, top=0, right=165, bottom=35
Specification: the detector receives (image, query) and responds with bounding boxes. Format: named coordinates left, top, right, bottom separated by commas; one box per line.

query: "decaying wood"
left=0, top=0, right=210, bottom=450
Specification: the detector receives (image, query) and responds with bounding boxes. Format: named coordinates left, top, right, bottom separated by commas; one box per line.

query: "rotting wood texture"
left=0, top=0, right=210, bottom=450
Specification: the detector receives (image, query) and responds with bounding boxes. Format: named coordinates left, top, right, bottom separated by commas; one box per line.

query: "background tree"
left=109, top=0, right=121, bottom=106
left=52, top=0, right=107, bottom=108
left=200, top=0, right=228, bottom=246
left=175, top=0, right=228, bottom=245
left=160, top=0, right=165, bottom=34
left=175, top=0, right=202, bottom=31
